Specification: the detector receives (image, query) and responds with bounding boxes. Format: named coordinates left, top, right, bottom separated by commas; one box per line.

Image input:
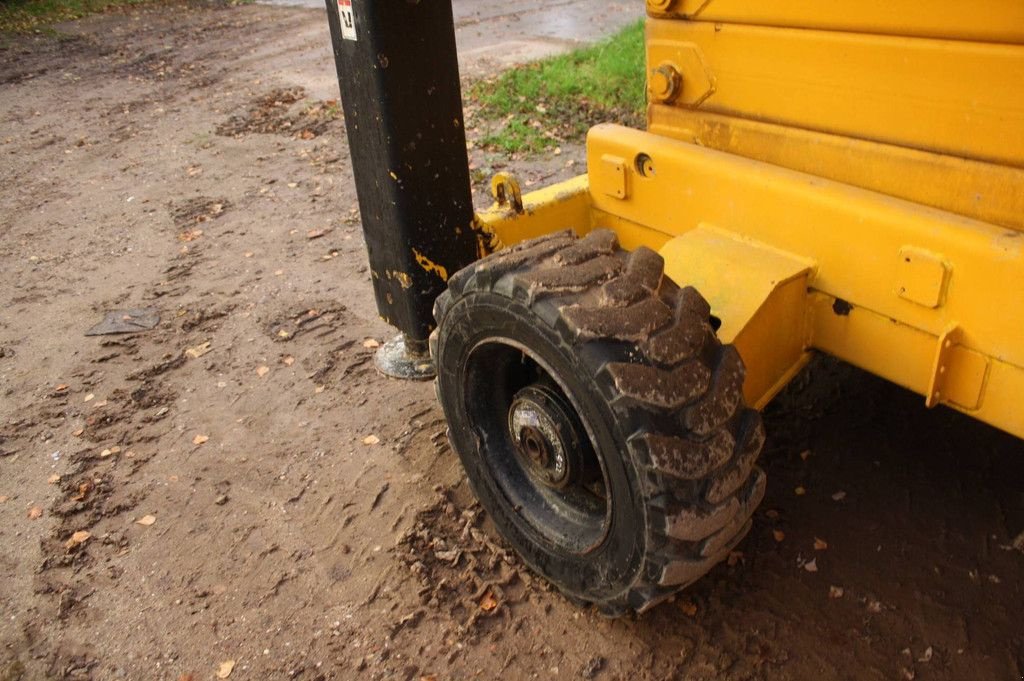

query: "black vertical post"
left=324, top=0, right=479, bottom=356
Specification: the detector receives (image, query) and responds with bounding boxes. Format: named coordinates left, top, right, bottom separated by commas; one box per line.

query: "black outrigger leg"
left=324, top=0, right=479, bottom=379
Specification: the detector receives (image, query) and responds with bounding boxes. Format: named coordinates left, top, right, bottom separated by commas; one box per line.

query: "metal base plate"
left=375, top=334, right=436, bottom=381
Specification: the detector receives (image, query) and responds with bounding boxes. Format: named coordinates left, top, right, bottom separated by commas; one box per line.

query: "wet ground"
left=0, top=2, right=1022, bottom=680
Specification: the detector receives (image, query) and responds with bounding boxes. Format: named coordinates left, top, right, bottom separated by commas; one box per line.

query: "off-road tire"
left=431, top=229, right=766, bottom=615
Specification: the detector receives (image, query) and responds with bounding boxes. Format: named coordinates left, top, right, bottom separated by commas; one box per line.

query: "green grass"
left=0, top=0, right=149, bottom=31
left=471, top=19, right=646, bottom=154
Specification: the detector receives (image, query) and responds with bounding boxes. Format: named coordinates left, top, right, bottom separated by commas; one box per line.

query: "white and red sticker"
left=338, top=0, right=357, bottom=41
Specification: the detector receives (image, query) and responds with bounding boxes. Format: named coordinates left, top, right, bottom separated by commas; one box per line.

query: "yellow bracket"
left=660, top=225, right=814, bottom=409
left=926, top=324, right=989, bottom=410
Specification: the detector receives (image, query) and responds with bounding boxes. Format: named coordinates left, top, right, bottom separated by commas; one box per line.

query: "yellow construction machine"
left=326, top=1, right=1024, bottom=614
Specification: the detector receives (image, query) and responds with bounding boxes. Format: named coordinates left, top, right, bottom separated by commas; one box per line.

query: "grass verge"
left=470, top=20, right=646, bottom=155
left=1, top=0, right=142, bottom=32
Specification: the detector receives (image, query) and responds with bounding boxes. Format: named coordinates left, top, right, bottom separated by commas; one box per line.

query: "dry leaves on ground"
left=65, top=530, right=91, bottom=549
left=363, top=435, right=380, bottom=445
left=193, top=435, right=209, bottom=446
left=479, top=591, right=498, bottom=612
left=185, top=342, right=212, bottom=359
left=215, top=660, right=235, bottom=679
left=136, top=515, right=157, bottom=526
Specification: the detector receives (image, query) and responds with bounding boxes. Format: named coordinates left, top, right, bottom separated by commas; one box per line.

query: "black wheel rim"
left=464, top=338, right=610, bottom=555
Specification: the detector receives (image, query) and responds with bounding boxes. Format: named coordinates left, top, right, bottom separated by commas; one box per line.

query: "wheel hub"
left=508, top=384, right=586, bottom=490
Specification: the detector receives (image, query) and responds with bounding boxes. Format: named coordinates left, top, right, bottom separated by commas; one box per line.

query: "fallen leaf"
left=479, top=591, right=498, bottom=612
left=216, top=660, right=235, bottom=679
left=73, top=428, right=85, bottom=437
left=772, top=529, right=785, bottom=542
left=799, top=449, right=812, bottom=461
left=287, top=182, right=298, bottom=188
left=362, top=338, right=380, bottom=349
left=814, top=537, right=829, bottom=551
left=419, top=676, right=438, bottom=681
left=918, top=646, right=933, bottom=663
left=73, top=482, right=92, bottom=501
left=363, top=435, right=380, bottom=446
left=678, top=600, right=698, bottom=617
left=178, top=674, right=197, bottom=681
left=794, top=486, right=806, bottom=496
left=65, top=530, right=91, bottom=549
left=47, top=474, right=61, bottom=484
left=899, top=666, right=915, bottom=680
left=193, top=435, right=209, bottom=446
left=92, top=400, right=108, bottom=408
left=244, top=252, right=254, bottom=258
left=314, top=385, right=326, bottom=394
left=307, top=228, right=330, bottom=240
left=99, top=446, right=121, bottom=458
left=27, top=506, right=43, bottom=519
left=867, top=600, right=882, bottom=613
left=54, top=384, right=69, bottom=393
left=83, top=393, right=95, bottom=403
left=831, top=490, right=847, bottom=501
left=829, top=585, right=845, bottom=599
left=274, top=269, right=284, bottom=276
left=136, top=514, right=157, bottom=526
left=764, top=508, right=780, bottom=520
left=803, top=558, right=818, bottom=573
left=277, top=329, right=292, bottom=339
left=185, top=341, right=212, bottom=359
left=282, top=356, right=295, bottom=367
left=178, top=229, right=204, bottom=242
left=256, top=365, right=270, bottom=377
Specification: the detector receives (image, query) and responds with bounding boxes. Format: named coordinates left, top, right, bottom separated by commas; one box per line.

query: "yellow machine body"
left=476, top=2, right=1024, bottom=439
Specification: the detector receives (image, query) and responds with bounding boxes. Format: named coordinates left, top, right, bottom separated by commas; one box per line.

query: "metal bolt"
left=647, top=0, right=677, bottom=11
left=650, top=62, right=683, bottom=103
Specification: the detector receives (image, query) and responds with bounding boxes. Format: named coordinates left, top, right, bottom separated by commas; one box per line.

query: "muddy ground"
left=1, top=3, right=1023, bottom=680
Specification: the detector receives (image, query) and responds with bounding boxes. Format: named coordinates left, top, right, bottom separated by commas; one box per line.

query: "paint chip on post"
left=338, top=0, right=356, bottom=41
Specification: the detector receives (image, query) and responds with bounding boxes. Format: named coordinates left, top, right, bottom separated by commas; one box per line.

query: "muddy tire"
left=430, top=229, right=766, bottom=615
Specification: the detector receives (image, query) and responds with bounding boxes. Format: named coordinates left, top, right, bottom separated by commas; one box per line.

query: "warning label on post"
left=338, top=0, right=356, bottom=41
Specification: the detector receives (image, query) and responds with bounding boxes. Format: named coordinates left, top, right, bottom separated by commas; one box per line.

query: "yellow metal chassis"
left=477, top=125, right=1024, bottom=439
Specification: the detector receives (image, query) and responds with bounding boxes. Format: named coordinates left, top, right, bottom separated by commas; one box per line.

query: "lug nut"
left=650, top=62, right=682, bottom=103
left=647, top=0, right=677, bottom=11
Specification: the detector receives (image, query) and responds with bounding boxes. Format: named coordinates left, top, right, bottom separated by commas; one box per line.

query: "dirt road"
left=1, top=3, right=1022, bottom=680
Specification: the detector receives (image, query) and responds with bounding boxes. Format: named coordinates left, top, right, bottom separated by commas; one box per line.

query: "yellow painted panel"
left=647, top=20, right=1024, bottom=167
left=652, top=0, right=1024, bottom=44
left=810, top=294, right=1024, bottom=438
left=647, top=107, right=1024, bottom=231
